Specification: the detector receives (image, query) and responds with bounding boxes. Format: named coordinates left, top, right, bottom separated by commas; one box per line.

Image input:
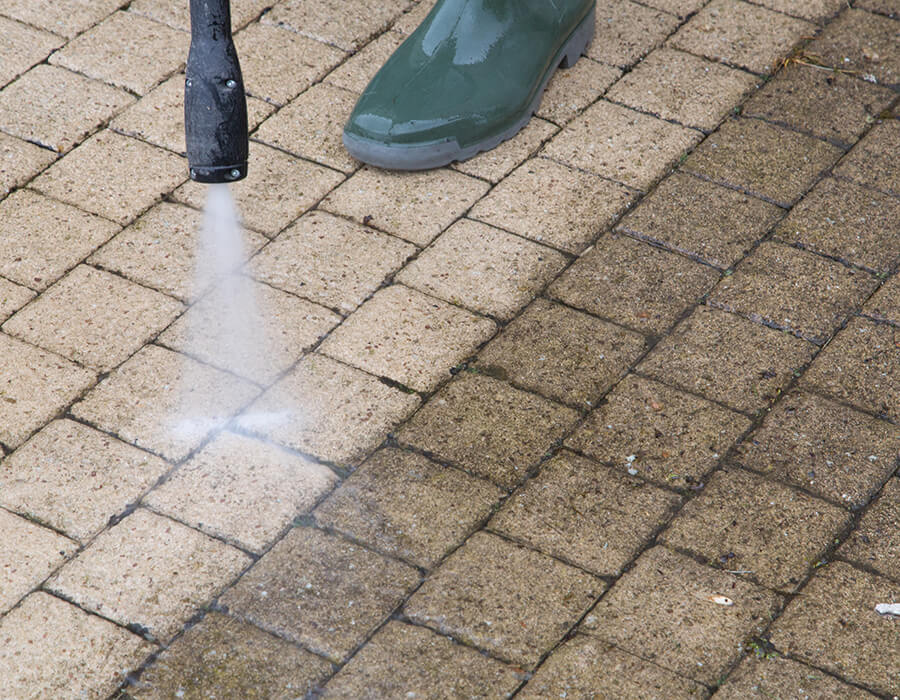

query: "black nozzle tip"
left=189, top=162, right=248, bottom=183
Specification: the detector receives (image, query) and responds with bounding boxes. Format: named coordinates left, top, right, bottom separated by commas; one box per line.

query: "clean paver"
left=669, top=0, right=815, bottom=74
left=801, top=316, right=900, bottom=421
left=71, top=344, right=259, bottom=461
left=769, top=561, right=900, bottom=696
left=0, top=132, right=56, bottom=198
left=470, top=157, right=637, bottom=254
left=0, top=278, right=33, bottom=322
left=249, top=210, right=416, bottom=313
left=0, top=16, right=64, bottom=89
left=452, top=117, right=558, bottom=183
left=0, top=332, right=96, bottom=448
left=774, top=177, right=900, bottom=274
left=145, top=431, right=338, bottom=553
left=682, top=118, right=843, bottom=207
left=130, top=611, right=333, bottom=700
left=616, top=171, right=784, bottom=269
left=47, top=508, right=251, bottom=641
left=548, top=233, right=720, bottom=334
left=567, top=373, right=752, bottom=489
left=544, top=100, right=703, bottom=191
left=536, top=59, right=622, bottom=126
left=0, top=0, right=126, bottom=38
left=0, top=65, right=134, bottom=154
left=405, top=531, right=605, bottom=668
left=322, top=620, right=524, bottom=699
left=0, top=509, right=77, bottom=614
left=221, top=526, right=420, bottom=663
left=3, top=264, right=184, bottom=372
left=320, top=166, right=490, bottom=247
left=839, top=478, right=900, bottom=581
left=489, top=451, right=681, bottom=576
left=319, top=285, right=497, bottom=393
left=475, top=297, right=648, bottom=407
left=0, top=189, right=121, bottom=291
left=324, top=29, right=405, bottom=94
left=638, top=305, right=816, bottom=414
left=0, top=419, right=170, bottom=543
left=49, top=11, right=188, bottom=95
left=583, top=546, right=782, bottom=685
left=236, top=353, right=420, bottom=468
left=742, top=62, right=896, bottom=148
left=315, top=447, right=504, bottom=569
left=397, top=219, right=568, bottom=321
left=607, top=47, right=759, bottom=131
left=0, top=593, right=151, bottom=699
left=518, top=635, right=708, bottom=699
left=398, top=373, right=580, bottom=489
left=660, top=468, right=851, bottom=591
left=735, top=389, right=900, bottom=509
left=31, top=130, right=186, bottom=226
left=708, top=241, right=878, bottom=344
left=128, top=0, right=270, bottom=31
left=586, top=0, right=680, bottom=68
left=716, top=656, right=879, bottom=699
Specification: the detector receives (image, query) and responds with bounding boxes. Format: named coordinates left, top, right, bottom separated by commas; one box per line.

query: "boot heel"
left=559, top=6, right=596, bottom=69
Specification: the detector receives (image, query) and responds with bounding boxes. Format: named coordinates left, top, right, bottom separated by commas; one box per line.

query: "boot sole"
left=343, top=4, right=596, bottom=171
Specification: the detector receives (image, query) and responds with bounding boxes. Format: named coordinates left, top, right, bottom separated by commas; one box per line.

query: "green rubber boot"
left=343, top=0, right=595, bottom=170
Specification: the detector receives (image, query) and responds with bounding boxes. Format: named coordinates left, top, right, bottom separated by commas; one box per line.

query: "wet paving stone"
left=716, top=655, right=879, bottom=699
left=863, top=274, right=900, bottom=324
left=315, top=448, right=503, bottom=570
left=320, top=620, right=524, bottom=699
left=567, top=374, right=751, bottom=489
left=735, top=390, right=900, bottom=510
left=806, top=8, right=900, bottom=89
left=659, top=468, right=851, bottom=592
left=637, top=305, right=816, bottom=414
left=682, top=118, right=843, bottom=208
left=616, top=172, right=783, bottom=270
left=249, top=210, right=416, bottom=314
left=833, top=119, right=900, bottom=198
left=0, top=189, right=120, bottom=292
left=397, top=219, right=568, bottom=321
left=145, top=432, right=338, bottom=554
left=668, top=0, right=815, bottom=74
left=582, top=546, right=782, bottom=685
left=319, top=285, right=497, bottom=393
left=49, top=11, right=188, bottom=95
left=489, top=450, right=681, bottom=576
left=320, top=166, right=489, bottom=247
left=404, top=531, right=604, bottom=669
left=741, top=63, right=895, bottom=149
left=517, top=635, right=708, bottom=699
left=800, top=316, right=900, bottom=421
left=324, top=29, right=405, bottom=95
left=838, top=477, right=900, bottom=582
left=774, top=177, right=900, bottom=275
left=48, top=508, right=251, bottom=641
left=221, top=527, right=420, bottom=663
left=0, top=64, right=134, bottom=154
left=769, top=561, right=900, bottom=696
left=129, top=612, right=333, bottom=700
left=585, top=0, right=680, bottom=69
left=236, top=353, right=420, bottom=468
left=0, top=332, right=96, bottom=449
left=474, top=298, right=648, bottom=408
left=0, top=592, right=151, bottom=699
left=3, top=264, right=184, bottom=372
left=470, top=157, right=637, bottom=255
left=708, top=241, right=878, bottom=344
left=0, top=419, right=169, bottom=543
left=31, top=130, right=186, bottom=226
left=452, top=117, right=558, bottom=183
left=397, top=373, right=580, bottom=489
left=548, top=233, right=720, bottom=335
left=0, top=509, right=77, bottom=614
left=607, top=47, right=759, bottom=131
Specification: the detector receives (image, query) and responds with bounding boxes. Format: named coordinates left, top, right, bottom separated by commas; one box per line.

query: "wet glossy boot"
left=343, top=0, right=595, bottom=170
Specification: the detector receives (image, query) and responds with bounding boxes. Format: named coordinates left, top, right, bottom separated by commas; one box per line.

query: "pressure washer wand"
left=185, top=0, right=249, bottom=183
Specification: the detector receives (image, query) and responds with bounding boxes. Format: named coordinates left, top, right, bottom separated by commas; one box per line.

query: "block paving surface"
left=0, top=0, right=897, bottom=697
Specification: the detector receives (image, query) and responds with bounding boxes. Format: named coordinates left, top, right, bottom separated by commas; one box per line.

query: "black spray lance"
left=185, top=0, right=249, bottom=183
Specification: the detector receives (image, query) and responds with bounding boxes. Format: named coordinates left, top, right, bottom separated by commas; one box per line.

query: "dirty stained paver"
left=0, top=0, right=898, bottom=698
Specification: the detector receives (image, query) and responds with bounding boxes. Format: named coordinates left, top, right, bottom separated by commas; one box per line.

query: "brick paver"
left=1, top=1, right=898, bottom=697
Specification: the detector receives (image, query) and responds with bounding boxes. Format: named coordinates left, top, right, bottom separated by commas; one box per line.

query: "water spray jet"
left=185, top=0, right=249, bottom=183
